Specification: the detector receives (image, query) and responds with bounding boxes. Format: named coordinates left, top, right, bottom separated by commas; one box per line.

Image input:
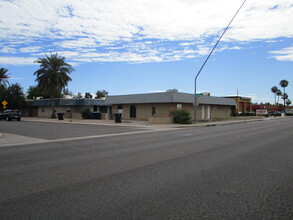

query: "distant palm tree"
left=276, top=90, right=282, bottom=104
left=282, top=93, right=288, bottom=102
left=34, top=53, right=74, bottom=118
left=286, top=99, right=291, bottom=106
left=271, top=86, right=278, bottom=105
left=0, top=68, right=10, bottom=87
left=279, top=79, right=289, bottom=107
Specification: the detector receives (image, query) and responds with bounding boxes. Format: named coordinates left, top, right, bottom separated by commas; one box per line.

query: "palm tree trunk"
left=51, top=94, right=56, bottom=118
left=274, top=94, right=276, bottom=105
left=283, top=88, right=286, bottom=110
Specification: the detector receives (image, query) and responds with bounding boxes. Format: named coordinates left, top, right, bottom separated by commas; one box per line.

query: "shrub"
left=170, top=109, right=192, bottom=124
left=81, top=107, right=92, bottom=119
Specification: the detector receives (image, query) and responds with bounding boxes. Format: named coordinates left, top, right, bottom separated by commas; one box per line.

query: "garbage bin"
left=57, top=113, right=64, bottom=120
left=114, top=113, right=122, bottom=123
left=92, top=112, right=97, bottom=119
left=92, top=112, right=101, bottom=120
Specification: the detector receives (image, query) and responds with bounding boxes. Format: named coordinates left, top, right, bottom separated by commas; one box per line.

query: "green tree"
left=73, top=92, right=83, bottom=99
left=84, top=92, right=93, bottom=99
left=34, top=53, right=74, bottom=118
left=26, top=85, right=63, bottom=99
left=286, top=99, right=291, bottom=106
left=282, top=93, right=288, bottom=101
left=279, top=80, right=289, bottom=108
left=271, top=86, right=278, bottom=105
left=0, top=68, right=10, bottom=87
left=95, top=90, right=108, bottom=99
left=0, top=83, right=25, bottom=110
left=63, top=88, right=73, bottom=97
left=276, top=90, right=282, bottom=104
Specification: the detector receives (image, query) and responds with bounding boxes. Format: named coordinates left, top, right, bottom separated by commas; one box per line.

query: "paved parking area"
left=0, top=121, right=147, bottom=140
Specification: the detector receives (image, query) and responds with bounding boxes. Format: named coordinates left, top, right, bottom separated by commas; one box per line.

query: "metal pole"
left=194, top=0, right=247, bottom=123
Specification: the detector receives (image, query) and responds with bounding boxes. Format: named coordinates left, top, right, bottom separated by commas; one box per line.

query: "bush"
left=170, top=109, right=192, bottom=124
left=81, top=107, right=92, bottom=119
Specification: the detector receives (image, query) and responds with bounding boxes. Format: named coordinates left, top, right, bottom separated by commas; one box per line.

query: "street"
left=0, top=118, right=292, bottom=219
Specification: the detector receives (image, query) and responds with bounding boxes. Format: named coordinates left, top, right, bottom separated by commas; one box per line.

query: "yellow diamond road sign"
left=2, top=100, right=8, bottom=108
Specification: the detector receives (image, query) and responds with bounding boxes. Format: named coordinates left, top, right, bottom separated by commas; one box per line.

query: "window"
left=152, top=105, right=156, bottom=116
left=130, top=105, right=136, bottom=118
left=99, top=106, right=108, bottom=113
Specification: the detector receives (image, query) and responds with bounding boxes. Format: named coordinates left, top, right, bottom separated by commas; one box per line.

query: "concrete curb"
left=20, top=116, right=291, bottom=129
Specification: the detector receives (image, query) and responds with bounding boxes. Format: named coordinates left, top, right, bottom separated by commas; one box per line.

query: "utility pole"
left=194, top=0, right=247, bottom=122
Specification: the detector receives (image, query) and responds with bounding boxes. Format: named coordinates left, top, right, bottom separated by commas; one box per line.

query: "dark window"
left=99, top=106, right=108, bottom=113
left=93, top=105, right=98, bottom=112
left=130, top=105, right=136, bottom=118
left=152, top=105, right=156, bottom=116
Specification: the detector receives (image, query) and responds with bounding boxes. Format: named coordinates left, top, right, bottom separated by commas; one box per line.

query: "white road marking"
left=0, top=127, right=180, bottom=148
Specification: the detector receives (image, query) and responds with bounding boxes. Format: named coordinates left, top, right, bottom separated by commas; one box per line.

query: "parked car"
left=268, top=111, right=281, bottom=116
left=0, top=109, right=21, bottom=121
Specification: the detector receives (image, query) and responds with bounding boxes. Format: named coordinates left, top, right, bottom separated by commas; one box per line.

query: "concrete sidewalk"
left=20, top=116, right=286, bottom=129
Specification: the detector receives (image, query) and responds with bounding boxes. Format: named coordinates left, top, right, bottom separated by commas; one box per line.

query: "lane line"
left=0, top=128, right=179, bottom=148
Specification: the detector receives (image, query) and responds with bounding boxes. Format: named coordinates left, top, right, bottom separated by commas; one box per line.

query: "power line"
left=194, top=0, right=247, bottom=122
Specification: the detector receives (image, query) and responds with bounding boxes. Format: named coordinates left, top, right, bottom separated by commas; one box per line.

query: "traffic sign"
left=2, top=100, right=8, bottom=109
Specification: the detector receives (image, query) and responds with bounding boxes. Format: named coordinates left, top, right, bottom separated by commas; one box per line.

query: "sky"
left=0, top=0, right=292, bottom=104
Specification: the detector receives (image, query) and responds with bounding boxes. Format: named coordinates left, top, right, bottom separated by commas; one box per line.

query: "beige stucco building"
left=30, top=91, right=236, bottom=123
left=106, top=92, right=236, bottom=121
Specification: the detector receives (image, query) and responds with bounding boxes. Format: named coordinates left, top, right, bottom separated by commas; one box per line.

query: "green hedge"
left=170, top=109, right=192, bottom=124
left=81, top=107, right=92, bottom=119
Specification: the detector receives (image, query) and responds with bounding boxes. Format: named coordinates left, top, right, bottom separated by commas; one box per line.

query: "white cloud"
left=269, top=47, right=293, bottom=61
left=0, top=0, right=292, bottom=64
left=0, top=56, right=37, bottom=65
left=19, top=46, right=42, bottom=53
left=0, top=47, right=17, bottom=54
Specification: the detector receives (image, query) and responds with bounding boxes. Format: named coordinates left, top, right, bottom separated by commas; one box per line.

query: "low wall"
left=63, top=113, right=82, bottom=119
left=148, top=116, right=173, bottom=124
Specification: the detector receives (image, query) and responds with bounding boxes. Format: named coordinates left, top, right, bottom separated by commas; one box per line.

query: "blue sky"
left=0, top=0, right=292, bottom=103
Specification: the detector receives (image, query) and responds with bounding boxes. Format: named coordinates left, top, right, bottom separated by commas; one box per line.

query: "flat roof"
left=105, top=92, right=236, bottom=106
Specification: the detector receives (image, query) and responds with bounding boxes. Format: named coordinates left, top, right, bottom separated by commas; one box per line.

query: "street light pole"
left=193, top=0, right=247, bottom=123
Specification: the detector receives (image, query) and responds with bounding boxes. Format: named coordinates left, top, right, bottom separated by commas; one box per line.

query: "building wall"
left=112, top=103, right=178, bottom=120
left=37, top=106, right=88, bottom=118
left=113, top=103, right=234, bottom=121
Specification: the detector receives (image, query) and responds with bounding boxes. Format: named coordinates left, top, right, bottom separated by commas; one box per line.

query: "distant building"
left=224, top=96, right=252, bottom=113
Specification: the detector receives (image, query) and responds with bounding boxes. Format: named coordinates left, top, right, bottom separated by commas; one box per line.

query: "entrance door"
left=130, top=105, right=136, bottom=118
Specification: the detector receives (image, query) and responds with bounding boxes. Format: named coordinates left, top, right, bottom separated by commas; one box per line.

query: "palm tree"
left=279, top=80, right=289, bottom=107
left=34, top=53, right=74, bottom=118
left=286, top=99, right=291, bottom=106
left=276, top=90, right=282, bottom=104
left=0, top=68, right=10, bottom=87
left=271, top=86, right=278, bottom=105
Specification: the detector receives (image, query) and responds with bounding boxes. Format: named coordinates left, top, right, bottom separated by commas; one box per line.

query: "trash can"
left=92, top=112, right=101, bottom=120
left=57, top=113, right=64, bottom=120
left=114, top=113, right=122, bottom=123
left=92, top=112, right=98, bottom=119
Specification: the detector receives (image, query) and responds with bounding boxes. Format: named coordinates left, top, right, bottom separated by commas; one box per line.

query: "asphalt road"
left=0, top=118, right=292, bottom=219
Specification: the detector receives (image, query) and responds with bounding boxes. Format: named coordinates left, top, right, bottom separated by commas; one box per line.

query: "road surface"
left=0, top=118, right=292, bottom=219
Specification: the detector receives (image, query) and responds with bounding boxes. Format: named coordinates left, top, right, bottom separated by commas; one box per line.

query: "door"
left=130, top=105, right=136, bottom=118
